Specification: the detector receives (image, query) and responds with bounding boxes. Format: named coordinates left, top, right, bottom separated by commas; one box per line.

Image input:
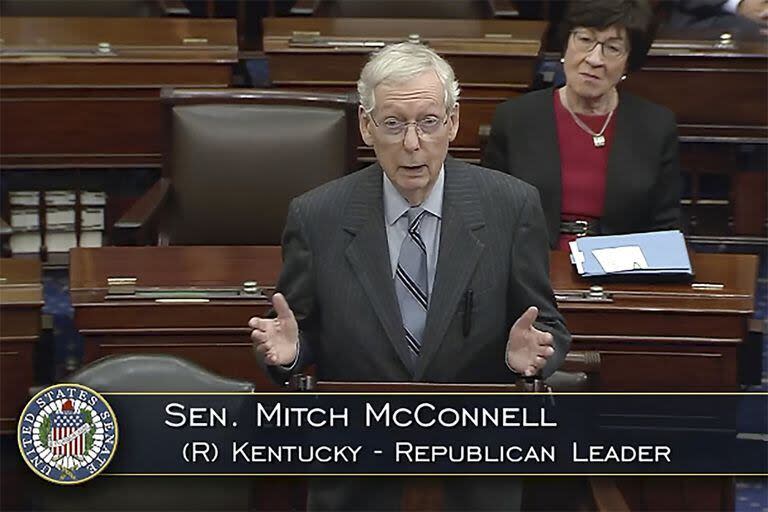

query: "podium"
left=0, top=258, right=43, bottom=433
left=293, top=378, right=620, bottom=512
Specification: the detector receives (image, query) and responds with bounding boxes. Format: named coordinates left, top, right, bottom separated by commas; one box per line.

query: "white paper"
left=10, top=232, right=41, bottom=254
left=11, top=208, right=39, bottom=229
left=46, top=231, right=78, bottom=253
left=80, top=231, right=103, bottom=248
left=46, top=207, right=76, bottom=226
left=569, top=240, right=585, bottom=275
left=81, top=208, right=105, bottom=230
left=9, top=191, right=40, bottom=206
left=592, top=245, right=649, bottom=273
left=81, top=191, right=106, bottom=206
left=45, top=190, right=76, bottom=206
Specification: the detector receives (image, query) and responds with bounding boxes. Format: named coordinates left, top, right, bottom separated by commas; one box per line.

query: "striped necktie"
left=395, top=206, right=429, bottom=358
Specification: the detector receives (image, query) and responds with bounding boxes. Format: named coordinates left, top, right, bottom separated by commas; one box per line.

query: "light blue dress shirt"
left=383, top=164, right=444, bottom=295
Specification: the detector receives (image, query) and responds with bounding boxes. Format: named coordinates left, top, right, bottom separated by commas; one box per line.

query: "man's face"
left=359, top=70, right=460, bottom=205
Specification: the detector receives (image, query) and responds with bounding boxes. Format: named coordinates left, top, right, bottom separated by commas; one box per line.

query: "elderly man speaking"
left=249, top=42, right=571, bottom=511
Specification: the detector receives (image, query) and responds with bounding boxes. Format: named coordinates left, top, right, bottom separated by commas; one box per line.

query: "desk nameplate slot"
left=105, top=286, right=268, bottom=301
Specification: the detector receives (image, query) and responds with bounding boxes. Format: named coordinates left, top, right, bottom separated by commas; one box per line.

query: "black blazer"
left=482, top=88, right=682, bottom=249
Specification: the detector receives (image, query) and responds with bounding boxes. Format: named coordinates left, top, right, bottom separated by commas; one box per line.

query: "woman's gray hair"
left=357, top=42, right=460, bottom=113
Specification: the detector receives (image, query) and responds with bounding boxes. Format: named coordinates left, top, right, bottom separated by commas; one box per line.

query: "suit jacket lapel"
left=343, top=165, right=416, bottom=374
left=415, top=159, right=485, bottom=379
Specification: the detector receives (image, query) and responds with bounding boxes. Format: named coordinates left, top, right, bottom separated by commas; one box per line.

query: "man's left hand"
left=506, top=306, right=555, bottom=377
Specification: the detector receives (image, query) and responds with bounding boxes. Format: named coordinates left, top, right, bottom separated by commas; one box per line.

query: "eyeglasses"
left=570, top=30, right=628, bottom=59
left=367, top=111, right=451, bottom=141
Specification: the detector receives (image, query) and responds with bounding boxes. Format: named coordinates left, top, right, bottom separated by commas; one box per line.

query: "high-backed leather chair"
left=67, top=353, right=255, bottom=392
left=114, top=89, right=358, bottom=246
left=29, top=355, right=299, bottom=512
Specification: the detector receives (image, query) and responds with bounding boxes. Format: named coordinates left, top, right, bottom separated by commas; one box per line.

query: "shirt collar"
left=383, top=163, right=445, bottom=226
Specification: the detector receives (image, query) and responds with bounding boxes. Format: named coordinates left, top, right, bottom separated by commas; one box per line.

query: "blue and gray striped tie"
left=395, top=207, right=429, bottom=358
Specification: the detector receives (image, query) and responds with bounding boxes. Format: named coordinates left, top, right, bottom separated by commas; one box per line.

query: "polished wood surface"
left=262, top=17, right=547, bottom=163
left=0, top=17, right=237, bottom=169
left=550, top=250, right=758, bottom=391
left=71, top=246, right=757, bottom=393
left=70, top=246, right=281, bottom=388
left=624, top=36, right=768, bottom=140
left=0, top=258, right=43, bottom=433
left=68, top=246, right=756, bottom=511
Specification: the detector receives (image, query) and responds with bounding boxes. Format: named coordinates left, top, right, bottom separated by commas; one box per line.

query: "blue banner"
left=92, top=393, right=767, bottom=476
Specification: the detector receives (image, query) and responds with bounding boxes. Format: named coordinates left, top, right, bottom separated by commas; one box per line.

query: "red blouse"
left=553, top=89, right=616, bottom=251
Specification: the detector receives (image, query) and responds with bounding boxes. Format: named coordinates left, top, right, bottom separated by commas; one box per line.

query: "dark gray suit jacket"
left=273, top=158, right=570, bottom=511
left=482, top=88, right=682, bottom=248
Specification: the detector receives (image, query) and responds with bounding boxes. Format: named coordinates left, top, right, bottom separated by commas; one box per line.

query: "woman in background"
left=483, top=0, right=681, bottom=250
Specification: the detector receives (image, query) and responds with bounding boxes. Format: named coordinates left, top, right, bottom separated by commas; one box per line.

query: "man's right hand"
left=249, top=293, right=299, bottom=366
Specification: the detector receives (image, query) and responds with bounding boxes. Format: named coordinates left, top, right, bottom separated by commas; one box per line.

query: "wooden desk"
left=551, top=251, right=758, bottom=391
left=71, top=246, right=757, bottom=392
left=624, top=35, right=768, bottom=141
left=69, top=246, right=757, bottom=511
left=69, top=246, right=281, bottom=389
left=0, top=17, right=237, bottom=169
left=623, top=34, right=768, bottom=240
left=0, top=258, right=43, bottom=433
left=262, top=17, right=547, bottom=163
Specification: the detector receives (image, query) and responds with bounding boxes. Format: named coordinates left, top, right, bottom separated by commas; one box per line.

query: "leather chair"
left=0, top=0, right=189, bottom=16
left=290, top=0, right=521, bottom=18
left=67, top=353, right=255, bottom=392
left=114, top=88, right=358, bottom=246
left=30, top=354, right=296, bottom=512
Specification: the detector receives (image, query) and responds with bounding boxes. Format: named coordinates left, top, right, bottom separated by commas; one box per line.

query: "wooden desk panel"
left=550, top=251, right=757, bottom=390
left=262, top=17, right=547, bottom=163
left=71, top=246, right=757, bottom=393
left=0, top=17, right=237, bottom=169
left=624, top=37, right=768, bottom=140
left=70, top=246, right=282, bottom=389
left=0, top=259, right=43, bottom=434
left=69, top=246, right=756, bottom=512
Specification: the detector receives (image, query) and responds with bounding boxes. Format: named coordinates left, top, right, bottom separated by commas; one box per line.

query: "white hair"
left=357, top=42, right=460, bottom=113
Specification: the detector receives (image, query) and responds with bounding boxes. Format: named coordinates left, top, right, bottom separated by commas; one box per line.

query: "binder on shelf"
left=569, top=230, right=693, bottom=279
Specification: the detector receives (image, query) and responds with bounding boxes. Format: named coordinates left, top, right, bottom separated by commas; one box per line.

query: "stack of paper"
left=9, top=191, right=42, bottom=255
left=569, top=230, right=693, bottom=278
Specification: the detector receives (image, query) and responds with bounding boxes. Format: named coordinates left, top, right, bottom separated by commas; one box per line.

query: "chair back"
left=35, top=354, right=260, bottom=511
left=68, top=353, right=255, bottom=392
left=160, top=88, right=358, bottom=245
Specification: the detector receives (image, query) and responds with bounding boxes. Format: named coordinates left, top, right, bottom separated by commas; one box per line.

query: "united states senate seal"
left=18, top=383, right=118, bottom=484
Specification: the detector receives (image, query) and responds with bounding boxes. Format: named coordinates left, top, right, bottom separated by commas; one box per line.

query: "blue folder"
left=569, top=230, right=693, bottom=279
